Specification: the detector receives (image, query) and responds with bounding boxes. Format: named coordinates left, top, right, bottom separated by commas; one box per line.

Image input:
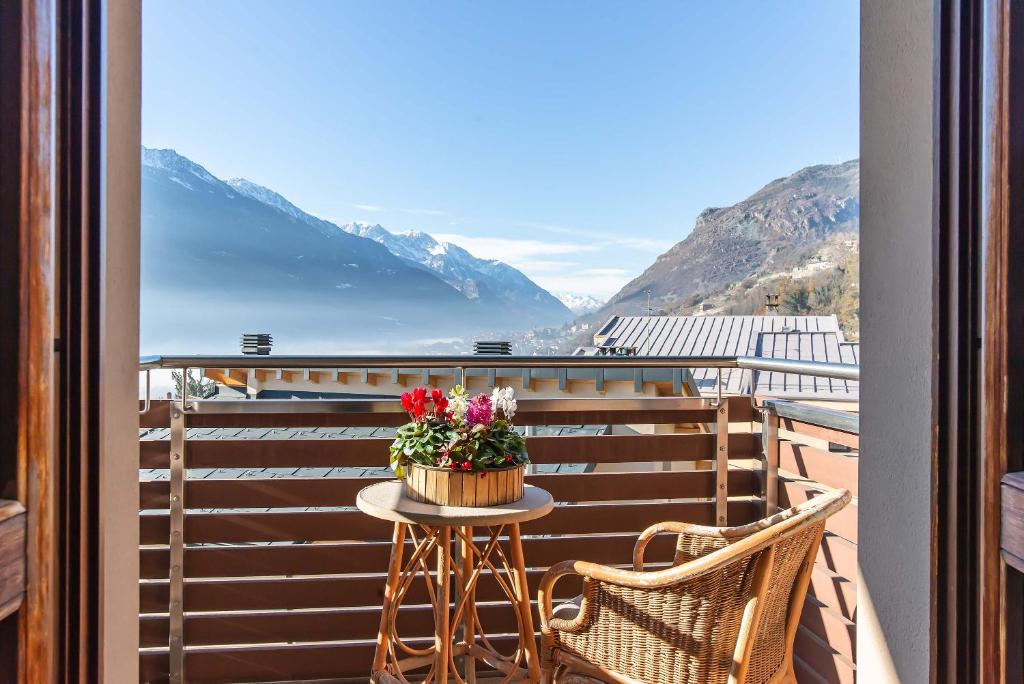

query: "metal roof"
left=753, top=331, right=859, bottom=400
left=593, top=315, right=857, bottom=399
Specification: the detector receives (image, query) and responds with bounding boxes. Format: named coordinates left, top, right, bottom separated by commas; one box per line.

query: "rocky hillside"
left=593, top=160, right=859, bottom=319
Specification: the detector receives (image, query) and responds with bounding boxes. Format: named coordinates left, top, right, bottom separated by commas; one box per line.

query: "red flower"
left=430, top=388, right=445, bottom=403
left=400, top=392, right=413, bottom=413
left=460, top=461, right=473, bottom=471
left=410, top=387, right=428, bottom=420
left=434, top=396, right=449, bottom=417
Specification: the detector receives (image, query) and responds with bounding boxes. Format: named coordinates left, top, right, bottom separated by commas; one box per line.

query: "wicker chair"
left=538, top=488, right=851, bottom=684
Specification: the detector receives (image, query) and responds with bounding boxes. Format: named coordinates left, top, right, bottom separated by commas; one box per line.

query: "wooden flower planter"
left=403, top=463, right=525, bottom=507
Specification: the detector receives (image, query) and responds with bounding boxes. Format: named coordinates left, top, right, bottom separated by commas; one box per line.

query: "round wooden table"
left=357, top=481, right=554, bottom=684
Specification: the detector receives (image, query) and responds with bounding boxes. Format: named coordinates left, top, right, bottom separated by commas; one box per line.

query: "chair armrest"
left=632, top=521, right=732, bottom=570
left=538, top=560, right=592, bottom=633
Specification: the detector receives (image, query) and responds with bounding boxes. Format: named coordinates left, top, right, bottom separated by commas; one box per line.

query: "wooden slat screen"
left=138, top=395, right=762, bottom=682
left=771, top=411, right=859, bottom=684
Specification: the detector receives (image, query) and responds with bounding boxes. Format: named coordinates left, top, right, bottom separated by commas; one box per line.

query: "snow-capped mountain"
left=226, top=178, right=338, bottom=239
left=142, top=147, right=221, bottom=187
left=556, top=293, right=605, bottom=316
left=141, top=147, right=497, bottom=352
left=139, top=146, right=575, bottom=352
left=341, top=222, right=573, bottom=326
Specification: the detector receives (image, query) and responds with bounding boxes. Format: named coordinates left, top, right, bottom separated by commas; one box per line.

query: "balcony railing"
left=137, top=355, right=859, bottom=683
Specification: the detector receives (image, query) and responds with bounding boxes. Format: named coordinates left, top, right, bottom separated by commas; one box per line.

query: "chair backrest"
left=743, top=517, right=827, bottom=682
left=739, top=490, right=850, bottom=684
left=670, top=489, right=850, bottom=684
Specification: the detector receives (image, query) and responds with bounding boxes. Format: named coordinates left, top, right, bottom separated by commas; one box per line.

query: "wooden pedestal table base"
left=357, top=482, right=554, bottom=684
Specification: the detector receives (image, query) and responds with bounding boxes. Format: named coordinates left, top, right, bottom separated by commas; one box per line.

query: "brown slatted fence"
left=139, top=395, right=762, bottom=683
left=768, top=403, right=859, bottom=684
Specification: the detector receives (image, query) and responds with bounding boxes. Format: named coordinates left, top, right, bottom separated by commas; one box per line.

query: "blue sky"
left=142, top=1, right=858, bottom=300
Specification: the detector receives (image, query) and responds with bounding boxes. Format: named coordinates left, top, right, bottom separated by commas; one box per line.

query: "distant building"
left=692, top=302, right=717, bottom=317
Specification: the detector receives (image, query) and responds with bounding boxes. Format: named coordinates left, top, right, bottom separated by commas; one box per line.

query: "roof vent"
left=597, top=345, right=638, bottom=357
left=473, top=340, right=512, bottom=356
left=241, top=333, right=273, bottom=355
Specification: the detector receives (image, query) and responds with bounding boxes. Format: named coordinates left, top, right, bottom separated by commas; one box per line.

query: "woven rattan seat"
left=538, top=489, right=851, bottom=684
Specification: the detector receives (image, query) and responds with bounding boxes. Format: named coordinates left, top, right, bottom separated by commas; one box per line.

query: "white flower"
left=448, top=385, right=469, bottom=421
left=491, top=386, right=517, bottom=422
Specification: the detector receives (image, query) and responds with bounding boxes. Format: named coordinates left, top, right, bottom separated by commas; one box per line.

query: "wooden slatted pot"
left=403, top=463, right=525, bottom=507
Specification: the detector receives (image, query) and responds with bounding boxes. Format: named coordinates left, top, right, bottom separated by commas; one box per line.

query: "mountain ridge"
left=341, top=222, right=572, bottom=324
left=592, top=159, right=859, bottom=320
left=220, top=170, right=573, bottom=325
left=140, top=147, right=571, bottom=353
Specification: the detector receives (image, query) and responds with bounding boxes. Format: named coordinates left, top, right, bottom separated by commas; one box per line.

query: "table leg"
left=435, top=526, right=451, bottom=683
left=460, top=525, right=476, bottom=683
left=508, top=523, right=541, bottom=681
left=373, top=522, right=407, bottom=675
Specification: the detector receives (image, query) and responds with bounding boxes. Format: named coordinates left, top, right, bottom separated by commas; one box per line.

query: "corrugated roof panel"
left=591, top=315, right=856, bottom=399
left=753, top=331, right=859, bottom=400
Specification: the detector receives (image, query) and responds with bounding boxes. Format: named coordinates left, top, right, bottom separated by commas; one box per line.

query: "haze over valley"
left=141, top=148, right=580, bottom=354
left=142, top=148, right=859, bottom=356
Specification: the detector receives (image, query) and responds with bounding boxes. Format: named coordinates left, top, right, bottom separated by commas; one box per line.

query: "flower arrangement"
left=389, top=385, right=528, bottom=478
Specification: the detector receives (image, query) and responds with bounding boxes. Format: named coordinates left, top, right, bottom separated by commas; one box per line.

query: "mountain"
left=225, top=178, right=339, bottom=239
left=556, top=293, right=605, bottom=316
left=141, top=148, right=488, bottom=353
left=593, top=160, right=859, bottom=319
left=341, top=222, right=573, bottom=326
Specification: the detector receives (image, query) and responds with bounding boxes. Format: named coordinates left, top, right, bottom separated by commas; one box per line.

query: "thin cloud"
left=432, top=234, right=599, bottom=264
left=578, top=267, right=632, bottom=277
left=512, top=260, right=583, bottom=272
left=432, top=234, right=637, bottom=298
left=399, top=207, right=448, bottom=217
left=510, top=220, right=673, bottom=252
left=532, top=270, right=633, bottom=299
left=352, top=203, right=385, bottom=212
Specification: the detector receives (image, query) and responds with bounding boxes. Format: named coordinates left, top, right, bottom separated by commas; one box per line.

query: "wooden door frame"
left=978, top=0, right=1024, bottom=679
left=934, top=0, right=1024, bottom=680
left=2, top=0, right=140, bottom=681
left=55, top=0, right=105, bottom=679
left=0, top=0, right=58, bottom=681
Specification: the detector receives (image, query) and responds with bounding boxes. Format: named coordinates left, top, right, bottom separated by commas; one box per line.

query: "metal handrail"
left=736, top=356, right=859, bottom=381
left=138, top=353, right=859, bottom=379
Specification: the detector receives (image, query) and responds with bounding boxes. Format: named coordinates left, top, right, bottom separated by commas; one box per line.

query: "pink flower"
left=466, top=393, right=493, bottom=426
